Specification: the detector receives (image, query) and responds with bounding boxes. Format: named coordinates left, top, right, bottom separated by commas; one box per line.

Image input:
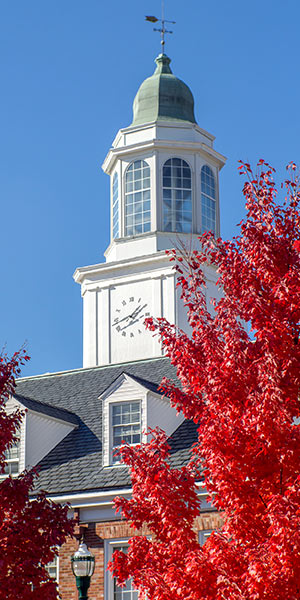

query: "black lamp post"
left=71, top=541, right=95, bottom=600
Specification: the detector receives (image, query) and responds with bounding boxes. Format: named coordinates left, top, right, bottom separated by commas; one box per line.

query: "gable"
left=100, top=372, right=184, bottom=466
left=4, top=395, right=78, bottom=473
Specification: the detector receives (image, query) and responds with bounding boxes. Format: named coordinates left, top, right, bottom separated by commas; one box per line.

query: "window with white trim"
left=2, top=441, right=20, bottom=476
left=112, top=172, right=120, bottom=239
left=198, top=529, right=213, bottom=546
left=201, top=165, right=216, bottom=235
left=45, top=554, right=59, bottom=582
left=105, top=540, right=138, bottom=600
left=125, top=160, right=151, bottom=236
left=163, top=157, right=192, bottom=233
left=111, top=401, right=141, bottom=464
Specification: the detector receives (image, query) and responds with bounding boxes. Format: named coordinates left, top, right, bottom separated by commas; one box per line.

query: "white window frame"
left=198, top=529, right=213, bottom=546
left=104, top=538, right=139, bottom=600
left=45, top=552, right=59, bottom=583
left=200, top=164, right=216, bottom=235
left=100, top=374, right=149, bottom=467
left=112, top=171, right=120, bottom=240
left=162, top=157, right=193, bottom=234
left=124, top=160, right=151, bottom=237
left=0, top=440, right=20, bottom=478
left=109, top=400, right=141, bottom=465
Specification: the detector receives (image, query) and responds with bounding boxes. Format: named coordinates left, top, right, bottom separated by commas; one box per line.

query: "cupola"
left=132, top=53, right=196, bottom=126
left=75, top=50, right=227, bottom=368
left=101, top=52, right=226, bottom=265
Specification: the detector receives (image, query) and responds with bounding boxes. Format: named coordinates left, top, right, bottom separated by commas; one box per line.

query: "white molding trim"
left=104, top=537, right=138, bottom=600
left=47, top=482, right=207, bottom=507
left=103, top=138, right=226, bottom=175
left=74, top=249, right=171, bottom=283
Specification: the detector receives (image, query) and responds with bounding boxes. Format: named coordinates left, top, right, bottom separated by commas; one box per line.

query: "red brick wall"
left=58, top=513, right=222, bottom=600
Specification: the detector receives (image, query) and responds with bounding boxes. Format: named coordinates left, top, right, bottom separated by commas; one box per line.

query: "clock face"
left=112, top=295, right=151, bottom=339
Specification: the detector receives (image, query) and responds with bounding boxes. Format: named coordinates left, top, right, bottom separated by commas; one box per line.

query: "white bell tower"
left=74, top=53, right=226, bottom=368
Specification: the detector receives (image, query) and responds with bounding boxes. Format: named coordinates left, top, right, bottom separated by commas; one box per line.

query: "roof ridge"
left=17, top=356, right=169, bottom=383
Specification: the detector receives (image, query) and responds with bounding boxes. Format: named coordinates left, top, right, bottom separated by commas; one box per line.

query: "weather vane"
left=145, top=0, right=175, bottom=53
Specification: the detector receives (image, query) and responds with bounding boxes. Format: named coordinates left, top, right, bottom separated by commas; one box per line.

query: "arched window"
left=112, top=172, right=119, bottom=239
left=163, top=158, right=192, bottom=233
left=125, top=160, right=151, bottom=236
left=201, top=165, right=216, bottom=235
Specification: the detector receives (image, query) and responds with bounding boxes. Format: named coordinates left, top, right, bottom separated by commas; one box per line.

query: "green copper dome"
left=131, top=54, right=197, bottom=126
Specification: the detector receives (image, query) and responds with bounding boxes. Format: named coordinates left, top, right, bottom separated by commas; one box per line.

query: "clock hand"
left=113, top=303, right=149, bottom=331
left=116, top=310, right=143, bottom=332
left=112, top=313, right=134, bottom=326
left=121, top=317, right=140, bottom=331
left=128, top=308, right=140, bottom=320
left=129, top=304, right=148, bottom=320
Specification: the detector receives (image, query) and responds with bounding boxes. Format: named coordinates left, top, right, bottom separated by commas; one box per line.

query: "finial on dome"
left=154, top=53, right=172, bottom=75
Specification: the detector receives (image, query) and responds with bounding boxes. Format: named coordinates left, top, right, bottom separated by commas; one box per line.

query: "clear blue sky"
left=1, top=0, right=299, bottom=377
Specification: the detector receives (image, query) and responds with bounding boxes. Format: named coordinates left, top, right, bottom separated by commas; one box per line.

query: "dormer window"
left=201, top=165, right=216, bottom=235
left=112, top=172, right=120, bottom=239
left=125, top=160, right=151, bottom=236
left=111, top=401, right=141, bottom=463
left=101, top=373, right=185, bottom=467
left=163, top=158, right=192, bottom=233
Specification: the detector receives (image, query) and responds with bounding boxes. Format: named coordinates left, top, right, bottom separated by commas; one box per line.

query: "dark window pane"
left=163, top=158, right=192, bottom=232
left=125, top=161, right=151, bottom=236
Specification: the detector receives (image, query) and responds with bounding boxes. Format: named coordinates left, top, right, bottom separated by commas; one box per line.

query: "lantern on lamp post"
left=71, top=541, right=95, bottom=600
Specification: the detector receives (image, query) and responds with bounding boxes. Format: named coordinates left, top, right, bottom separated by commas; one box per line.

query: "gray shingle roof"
left=15, top=357, right=198, bottom=497
left=13, top=393, right=79, bottom=426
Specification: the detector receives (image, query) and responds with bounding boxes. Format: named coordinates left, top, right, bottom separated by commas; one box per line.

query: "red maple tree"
left=0, top=351, right=74, bottom=600
left=109, top=161, right=300, bottom=599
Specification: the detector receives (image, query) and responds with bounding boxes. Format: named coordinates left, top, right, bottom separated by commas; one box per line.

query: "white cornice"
left=102, top=138, right=226, bottom=174
left=46, top=482, right=207, bottom=508
left=74, top=241, right=217, bottom=286
left=47, top=488, right=132, bottom=507
left=73, top=249, right=172, bottom=285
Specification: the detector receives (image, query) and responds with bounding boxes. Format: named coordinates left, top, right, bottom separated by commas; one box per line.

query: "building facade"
left=12, top=51, right=226, bottom=599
